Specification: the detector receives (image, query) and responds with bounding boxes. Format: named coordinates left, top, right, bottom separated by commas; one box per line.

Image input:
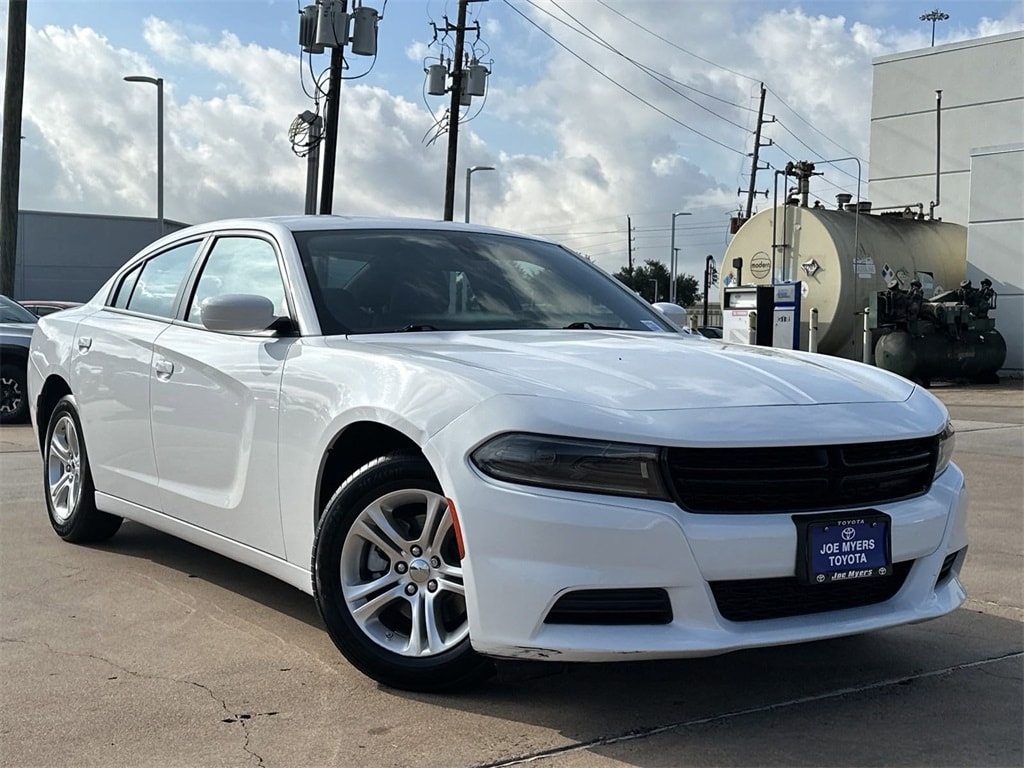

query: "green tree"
left=614, top=259, right=700, bottom=306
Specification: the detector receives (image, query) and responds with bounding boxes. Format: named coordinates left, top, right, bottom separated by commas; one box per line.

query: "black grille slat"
left=545, top=588, right=672, bottom=625
left=666, top=437, right=937, bottom=514
left=710, top=561, right=913, bottom=622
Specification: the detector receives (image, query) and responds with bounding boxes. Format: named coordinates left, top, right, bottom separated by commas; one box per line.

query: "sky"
left=2, top=0, right=1022, bottom=284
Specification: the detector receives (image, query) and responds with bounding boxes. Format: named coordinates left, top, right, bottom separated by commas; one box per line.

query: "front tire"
left=44, top=396, right=122, bottom=543
left=312, top=452, right=493, bottom=692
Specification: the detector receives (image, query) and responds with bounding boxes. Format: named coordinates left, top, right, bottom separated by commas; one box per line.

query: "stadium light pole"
left=919, top=9, right=949, bottom=47
left=669, top=211, right=691, bottom=303
left=124, top=75, right=164, bottom=234
left=464, top=165, right=495, bottom=223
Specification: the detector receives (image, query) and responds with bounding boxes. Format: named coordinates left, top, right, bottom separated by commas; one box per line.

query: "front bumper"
left=432, top=440, right=968, bottom=662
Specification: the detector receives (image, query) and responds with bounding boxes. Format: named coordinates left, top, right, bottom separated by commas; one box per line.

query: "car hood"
left=347, top=330, right=914, bottom=411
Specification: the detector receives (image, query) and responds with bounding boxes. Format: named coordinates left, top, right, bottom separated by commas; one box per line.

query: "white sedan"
left=28, top=216, right=967, bottom=692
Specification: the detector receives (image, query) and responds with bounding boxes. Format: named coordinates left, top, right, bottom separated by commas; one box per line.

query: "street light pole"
left=464, top=165, right=495, bottom=223
left=669, top=211, right=691, bottom=303
left=124, top=75, right=164, bottom=235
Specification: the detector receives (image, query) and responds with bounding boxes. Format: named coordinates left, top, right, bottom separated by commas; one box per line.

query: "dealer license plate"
left=796, top=513, right=892, bottom=585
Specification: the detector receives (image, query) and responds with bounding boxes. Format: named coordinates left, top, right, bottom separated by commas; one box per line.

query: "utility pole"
left=319, top=20, right=346, bottom=216
left=442, top=0, right=472, bottom=221
left=744, top=82, right=773, bottom=220
left=1, top=0, right=27, bottom=297
left=626, top=215, right=633, bottom=272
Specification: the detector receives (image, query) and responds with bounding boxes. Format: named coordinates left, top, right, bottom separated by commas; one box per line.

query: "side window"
left=111, top=263, right=143, bottom=309
left=125, top=241, right=202, bottom=318
left=186, top=237, right=287, bottom=325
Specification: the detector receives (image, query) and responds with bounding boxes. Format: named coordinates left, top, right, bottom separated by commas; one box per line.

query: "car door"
left=71, top=240, right=204, bottom=511
left=149, top=234, right=296, bottom=557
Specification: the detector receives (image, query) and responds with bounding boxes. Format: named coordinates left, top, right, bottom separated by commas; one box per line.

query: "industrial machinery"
left=723, top=201, right=967, bottom=361
left=871, top=279, right=1006, bottom=385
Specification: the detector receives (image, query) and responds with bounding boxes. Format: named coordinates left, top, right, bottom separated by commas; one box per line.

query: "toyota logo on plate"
left=842, top=527, right=857, bottom=541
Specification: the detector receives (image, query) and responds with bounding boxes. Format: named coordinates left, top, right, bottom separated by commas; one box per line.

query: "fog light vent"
left=544, top=588, right=672, bottom=625
left=936, top=548, right=966, bottom=585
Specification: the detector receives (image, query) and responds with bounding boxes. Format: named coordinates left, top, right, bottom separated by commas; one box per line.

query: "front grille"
left=665, top=437, right=937, bottom=513
left=544, top=588, right=672, bottom=625
left=710, top=560, right=913, bottom=622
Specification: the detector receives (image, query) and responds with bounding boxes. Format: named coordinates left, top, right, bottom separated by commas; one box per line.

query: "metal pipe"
left=808, top=307, right=819, bottom=353
left=930, top=90, right=942, bottom=220
left=813, top=156, right=863, bottom=322
left=872, top=202, right=925, bottom=218
left=863, top=308, right=873, bottom=365
left=771, top=170, right=784, bottom=281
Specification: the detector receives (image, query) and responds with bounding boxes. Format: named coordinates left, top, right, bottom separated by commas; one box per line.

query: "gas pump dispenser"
left=722, top=283, right=802, bottom=349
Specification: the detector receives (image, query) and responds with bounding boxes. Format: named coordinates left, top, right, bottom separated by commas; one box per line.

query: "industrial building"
left=11, top=211, right=186, bottom=302
left=722, top=30, right=1021, bottom=379
left=869, top=30, right=1023, bottom=376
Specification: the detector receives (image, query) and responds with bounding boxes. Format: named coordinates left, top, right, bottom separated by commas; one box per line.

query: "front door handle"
left=154, top=359, right=174, bottom=380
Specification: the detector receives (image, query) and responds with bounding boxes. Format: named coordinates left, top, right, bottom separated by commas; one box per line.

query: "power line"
left=540, top=0, right=755, bottom=124
left=501, top=0, right=747, bottom=156
left=765, top=85, right=865, bottom=164
left=591, top=1, right=869, bottom=177
left=595, top=0, right=758, bottom=84
left=770, top=119, right=865, bottom=191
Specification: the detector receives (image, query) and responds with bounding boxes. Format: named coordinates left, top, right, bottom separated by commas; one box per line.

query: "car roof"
left=163, top=215, right=548, bottom=243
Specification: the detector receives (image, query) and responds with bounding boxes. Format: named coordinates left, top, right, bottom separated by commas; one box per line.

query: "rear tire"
left=43, top=396, right=122, bottom=543
left=312, top=452, right=493, bottom=692
left=0, top=362, right=28, bottom=424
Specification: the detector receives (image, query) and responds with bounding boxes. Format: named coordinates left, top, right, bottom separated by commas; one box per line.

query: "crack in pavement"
left=471, top=650, right=1024, bottom=768
left=1, top=635, right=269, bottom=767
left=964, top=597, right=1024, bottom=614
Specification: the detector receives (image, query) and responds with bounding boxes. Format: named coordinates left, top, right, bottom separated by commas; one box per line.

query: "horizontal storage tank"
left=723, top=205, right=967, bottom=360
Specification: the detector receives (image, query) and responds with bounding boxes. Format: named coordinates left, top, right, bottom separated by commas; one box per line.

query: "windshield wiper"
left=563, top=321, right=623, bottom=330
left=395, top=324, right=439, bottom=332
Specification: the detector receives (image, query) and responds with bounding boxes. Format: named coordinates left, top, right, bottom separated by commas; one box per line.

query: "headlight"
left=471, top=433, right=670, bottom=499
left=934, top=421, right=956, bottom=478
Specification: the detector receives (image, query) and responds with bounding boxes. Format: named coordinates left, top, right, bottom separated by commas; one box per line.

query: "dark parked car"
left=696, top=325, right=723, bottom=339
left=0, top=295, right=38, bottom=424
left=19, top=300, right=82, bottom=318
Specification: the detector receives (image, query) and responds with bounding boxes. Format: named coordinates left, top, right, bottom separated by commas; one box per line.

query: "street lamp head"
left=469, top=165, right=496, bottom=173
left=124, top=75, right=162, bottom=86
left=672, top=211, right=692, bottom=217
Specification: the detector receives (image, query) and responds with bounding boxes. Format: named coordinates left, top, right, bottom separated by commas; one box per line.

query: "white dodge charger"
left=28, top=216, right=967, bottom=692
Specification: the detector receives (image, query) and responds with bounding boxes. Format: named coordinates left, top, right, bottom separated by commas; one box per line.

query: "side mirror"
left=200, top=294, right=277, bottom=333
left=652, top=302, right=689, bottom=330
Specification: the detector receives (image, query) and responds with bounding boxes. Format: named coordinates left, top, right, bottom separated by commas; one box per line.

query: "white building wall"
left=967, top=145, right=1023, bottom=375
left=869, top=31, right=1024, bottom=376
left=869, top=32, right=1024, bottom=225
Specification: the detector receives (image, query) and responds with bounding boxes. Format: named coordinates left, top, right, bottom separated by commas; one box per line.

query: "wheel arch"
left=36, top=375, right=72, bottom=451
left=314, top=420, right=422, bottom=527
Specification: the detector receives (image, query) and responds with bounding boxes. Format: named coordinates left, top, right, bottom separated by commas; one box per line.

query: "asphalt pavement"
left=1, top=382, right=1021, bottom=768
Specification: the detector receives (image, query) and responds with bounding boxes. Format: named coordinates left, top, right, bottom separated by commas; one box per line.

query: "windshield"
left=292, top=229, right=674, bottom=335
left=0, top=295, right=38, bottom=324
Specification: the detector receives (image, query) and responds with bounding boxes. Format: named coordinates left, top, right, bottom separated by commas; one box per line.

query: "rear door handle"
left=77, top=336, right=92, bottom=352
left=154, top=359, right=174, bottom=379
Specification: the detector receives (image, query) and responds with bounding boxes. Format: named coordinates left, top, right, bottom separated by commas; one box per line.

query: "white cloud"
left=6, top=2, right=1022, bottom=279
